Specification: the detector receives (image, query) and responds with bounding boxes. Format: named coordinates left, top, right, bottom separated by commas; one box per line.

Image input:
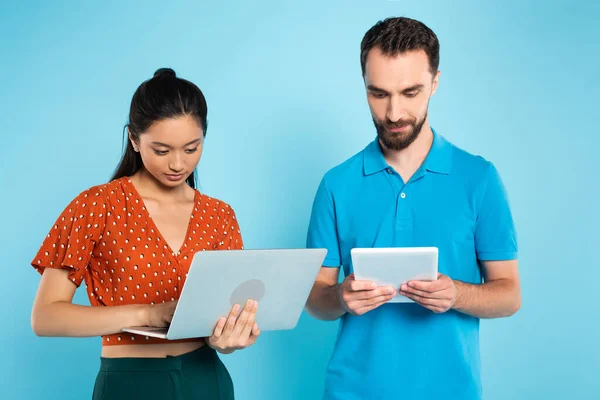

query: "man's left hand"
left=399, top=273, right=458, bottom=313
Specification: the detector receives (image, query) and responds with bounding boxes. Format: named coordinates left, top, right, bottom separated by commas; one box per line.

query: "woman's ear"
left=128, top=129, right=139, bottom=152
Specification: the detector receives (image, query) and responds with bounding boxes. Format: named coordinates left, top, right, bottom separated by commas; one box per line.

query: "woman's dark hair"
left=360, top=17, right=440, bottom=76
left=111, top=67, right=208, bottom=188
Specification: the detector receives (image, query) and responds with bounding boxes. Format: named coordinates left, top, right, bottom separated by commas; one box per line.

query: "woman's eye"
left=153, top=150, right=168, bottom=156
left=185, top=148, right=198, bottom=154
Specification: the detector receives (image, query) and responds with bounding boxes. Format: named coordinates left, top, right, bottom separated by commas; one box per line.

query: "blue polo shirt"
left=307, top=129, right=518, bottom=400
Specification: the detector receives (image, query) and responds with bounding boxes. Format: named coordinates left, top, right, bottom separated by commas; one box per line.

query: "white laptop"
left=123, top=248, right=327, bottom=340
left=351, top=247, right=438, bottom=303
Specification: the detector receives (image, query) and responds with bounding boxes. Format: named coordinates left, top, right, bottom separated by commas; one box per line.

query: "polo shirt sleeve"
left=475, top=162, right=518, bottom=261
left=307, top=176, right=341, bottom=267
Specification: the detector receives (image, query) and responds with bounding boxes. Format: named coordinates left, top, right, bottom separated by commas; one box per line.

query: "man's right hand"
left=338, top=273, right=397, bottom=316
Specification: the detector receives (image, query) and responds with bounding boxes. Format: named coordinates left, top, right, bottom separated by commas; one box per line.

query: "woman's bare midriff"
left=101, top=340, right=206, bottom=358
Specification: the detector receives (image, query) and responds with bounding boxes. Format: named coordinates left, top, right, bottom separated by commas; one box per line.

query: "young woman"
left=30, top=68, right=259, bottom=399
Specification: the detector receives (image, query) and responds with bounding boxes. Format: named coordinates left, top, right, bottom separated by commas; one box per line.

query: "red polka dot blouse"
left=31, top=177, right=244, bottom=346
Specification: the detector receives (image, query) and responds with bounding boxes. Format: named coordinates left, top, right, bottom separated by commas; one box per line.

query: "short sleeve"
left=216, top=205, right=244, bottom=250
left=306, top=176, right=340, bottom=267
left=31, top=187, right=107, bottom=287
left=475, top=163, right=518, bottom=261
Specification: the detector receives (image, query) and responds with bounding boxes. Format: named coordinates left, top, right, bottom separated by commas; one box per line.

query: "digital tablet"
left=351, top=247, right=438, bottom=303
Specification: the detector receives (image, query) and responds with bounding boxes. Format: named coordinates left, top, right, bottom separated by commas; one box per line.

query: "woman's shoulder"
left=76, top=177, right=128, bottom=199
left=194, top=191, right=243, bottom=247
left=58, top=178, right=129, bottom=214
left=195, top=191, right=237, bottom=215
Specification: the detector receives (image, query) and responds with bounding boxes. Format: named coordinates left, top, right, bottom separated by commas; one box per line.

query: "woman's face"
left=131, top=115, right=204, bottom=188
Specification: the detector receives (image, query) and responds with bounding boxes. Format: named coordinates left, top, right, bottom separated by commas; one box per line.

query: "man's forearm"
left=453, top=279, right=521, bottom=318
left=305, top=281, right=347, bottom=321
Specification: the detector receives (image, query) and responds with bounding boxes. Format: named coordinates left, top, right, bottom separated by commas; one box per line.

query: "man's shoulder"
left=445, top=138, right=495, bottom=182
left=321, top=144, right=370, bottom=189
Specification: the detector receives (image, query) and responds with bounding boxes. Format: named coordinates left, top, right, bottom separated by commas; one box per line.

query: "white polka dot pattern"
left=31, top=177, right=244, bottom=346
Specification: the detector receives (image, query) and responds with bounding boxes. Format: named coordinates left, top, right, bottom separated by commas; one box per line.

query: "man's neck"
left=381, top=122, right=434, bottom=182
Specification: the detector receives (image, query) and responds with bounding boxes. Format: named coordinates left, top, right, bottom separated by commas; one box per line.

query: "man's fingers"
left=349, top=286, right=396, bottom=300
left=350, top=293, right=396, bottom=314
left=348, top=280, right=377, bottom=291
left=364, top=287, right=398, bottom=301
left=363, top=292, right=397, bottom=306
left=400, top=285, right=447, bottom=299
left=405, top=279, right=446, bottom=293
left=403, top=292, right=445, bottom=308
left=407, top=273, right=452, bottom=293
left=403, top=292, right=437, bottom=305
left=343, top=286, right=397, bottom=314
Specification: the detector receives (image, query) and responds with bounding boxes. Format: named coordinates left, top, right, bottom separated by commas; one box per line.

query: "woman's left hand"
left=207, top=299, right=260, bottom=354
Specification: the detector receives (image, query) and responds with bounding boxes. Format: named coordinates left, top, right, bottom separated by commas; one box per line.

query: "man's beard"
left=373, top=111, right=427, bottom=151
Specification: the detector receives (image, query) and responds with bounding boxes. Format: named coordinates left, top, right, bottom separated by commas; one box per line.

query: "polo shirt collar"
left=363, top=138, right=389, bottom=176
left=363, top=128, right=452, bottom=176
left=423, top=128, right=452, bottom=175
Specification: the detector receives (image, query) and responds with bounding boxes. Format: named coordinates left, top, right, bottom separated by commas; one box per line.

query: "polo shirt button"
left=386, top=168, right=393, bottom=174
left=400, top=192, right=406, bottom=199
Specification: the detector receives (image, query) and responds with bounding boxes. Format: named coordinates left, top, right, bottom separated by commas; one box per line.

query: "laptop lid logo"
left=230, top=279, right=265, bottom=306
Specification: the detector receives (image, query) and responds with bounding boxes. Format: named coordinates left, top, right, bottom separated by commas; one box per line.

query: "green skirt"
left=92, top=346, right=234, bottom=400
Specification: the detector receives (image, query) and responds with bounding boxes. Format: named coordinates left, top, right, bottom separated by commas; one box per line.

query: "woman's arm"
left=31, top=268, right=175, bottom=337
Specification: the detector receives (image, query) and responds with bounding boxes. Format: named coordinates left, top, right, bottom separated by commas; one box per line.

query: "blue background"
left=1, top=1, right=599, bottom=399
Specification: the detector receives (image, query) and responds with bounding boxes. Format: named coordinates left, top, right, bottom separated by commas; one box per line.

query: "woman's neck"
left=130, top=168, right=193, bottom=202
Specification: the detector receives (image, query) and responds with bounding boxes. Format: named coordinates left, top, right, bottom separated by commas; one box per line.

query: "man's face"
left=364, top=47, right=439, bottom=151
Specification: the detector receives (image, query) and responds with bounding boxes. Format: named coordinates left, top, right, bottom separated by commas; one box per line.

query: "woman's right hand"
left=145, top=300, right=178, bottom=327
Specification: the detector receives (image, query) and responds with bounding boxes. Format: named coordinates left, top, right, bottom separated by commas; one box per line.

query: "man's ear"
left=431, top=70, right=441, bottom=97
